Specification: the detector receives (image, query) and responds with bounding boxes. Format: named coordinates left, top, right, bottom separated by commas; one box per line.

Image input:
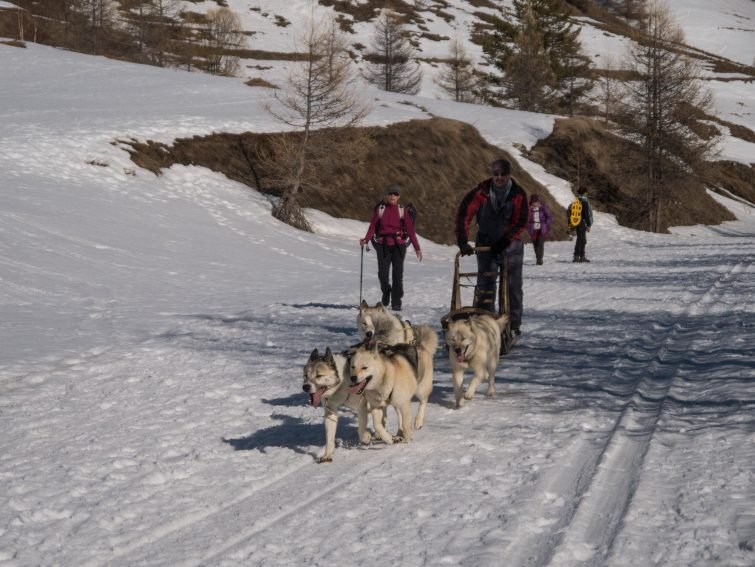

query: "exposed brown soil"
left=123, top=117, right=570, bottom=245
left=126, top=115, right=751, bottom=241
left=527, top=118, right=742, bottom=232
left=706, top=161, right=755, bottom=205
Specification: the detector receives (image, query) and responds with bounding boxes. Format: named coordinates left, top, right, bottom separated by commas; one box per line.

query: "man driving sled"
left=455, top=158, right=529, bottom=336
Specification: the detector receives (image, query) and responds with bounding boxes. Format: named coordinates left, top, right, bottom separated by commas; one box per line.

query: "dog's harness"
left=400, top=320, right=415, bottom=344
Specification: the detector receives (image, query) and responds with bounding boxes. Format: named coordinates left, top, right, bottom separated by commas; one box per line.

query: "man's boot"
left=573, top=255, right=581, bottom=262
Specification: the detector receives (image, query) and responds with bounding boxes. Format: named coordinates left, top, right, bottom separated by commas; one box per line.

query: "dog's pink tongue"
left=310, top=388, right=325, bottom=408
left=348, top=381, right=363, bottom=395
left=456, top=353, right=465, bottom=363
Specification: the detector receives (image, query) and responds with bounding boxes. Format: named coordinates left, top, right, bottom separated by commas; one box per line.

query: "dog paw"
left=463, top=392, right=474, bottom=401
left=359, top=432, right=373, bottom=444
left=414, top=419, right=423, bottom=430
left=455, top=398, right=465, bottom=408
left=486, top=389, right=495, bottom=398
left=392, top=435, right=407, bottom=443
left=318, top=455, right=333, bottom=464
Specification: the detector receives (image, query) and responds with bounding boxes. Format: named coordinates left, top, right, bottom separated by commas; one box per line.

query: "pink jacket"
left=363, top=204, right=420, bottom=249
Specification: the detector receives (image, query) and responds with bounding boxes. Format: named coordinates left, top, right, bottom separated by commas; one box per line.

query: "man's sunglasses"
left=387, top=192, right=400, bottom=196
left=492, top=171, right=508, bottom=177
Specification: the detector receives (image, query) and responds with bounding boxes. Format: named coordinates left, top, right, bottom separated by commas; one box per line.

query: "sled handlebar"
left=454, top=245, right=490, bottom=261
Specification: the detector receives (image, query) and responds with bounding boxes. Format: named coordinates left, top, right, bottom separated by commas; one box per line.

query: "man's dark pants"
left=574, top=225, right=588, bottom=258
left=474, top=239, right=524, bottom=328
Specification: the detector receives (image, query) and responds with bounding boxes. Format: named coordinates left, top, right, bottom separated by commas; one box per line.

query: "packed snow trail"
left=2, top=42, right=754, bottom=567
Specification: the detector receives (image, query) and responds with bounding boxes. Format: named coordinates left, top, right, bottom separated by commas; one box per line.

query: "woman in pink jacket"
left=527, top=194, right=552, bottom=265
left=359, top=184, right=422, bottom=311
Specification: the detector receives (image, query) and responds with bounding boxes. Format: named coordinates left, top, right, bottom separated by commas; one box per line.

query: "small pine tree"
left=483, top=0, right=591, bottom=112
left=503, top=4, right=555, bottom=111
left=364, top=9, right=422, bottom=95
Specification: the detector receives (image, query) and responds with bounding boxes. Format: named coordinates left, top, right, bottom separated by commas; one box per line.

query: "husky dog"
left=357, top=300, right=416, bottom=345
left=303, top=347, right=371, bottom=463
left=444, top=313, right=509, bottom=408
left=349, top=325, right=438, bottom=444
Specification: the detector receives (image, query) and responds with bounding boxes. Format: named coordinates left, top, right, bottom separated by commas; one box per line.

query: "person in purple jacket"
left=359, top=184, right=422, bottom=311
left=528, top=194, right=552, bottom=265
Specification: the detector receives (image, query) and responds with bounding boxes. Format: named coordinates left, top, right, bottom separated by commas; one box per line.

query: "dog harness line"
left=400, top=320, right=415, bottom=344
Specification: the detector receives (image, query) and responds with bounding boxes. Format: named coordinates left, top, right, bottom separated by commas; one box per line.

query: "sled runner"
left=440, top=246, right=515, bottom=355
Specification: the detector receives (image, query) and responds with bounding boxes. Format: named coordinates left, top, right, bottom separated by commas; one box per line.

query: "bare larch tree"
left=200, top=7, right=245, bottom=76
left=615, top=0, right=717, bottom=232
left=264, top=14, right=372, bottom=230
left=434, top=35, right=481, bottom=103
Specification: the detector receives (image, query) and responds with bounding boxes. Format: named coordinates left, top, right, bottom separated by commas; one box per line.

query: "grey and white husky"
left=302, top=347, right=371, bottom=463
left=348, top=325, right=438, bottom=444
left=444, top=313, right=508, bottom=408
left=357, top=300, right=416, bottom=345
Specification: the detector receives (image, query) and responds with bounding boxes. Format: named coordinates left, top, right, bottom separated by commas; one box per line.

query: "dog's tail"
left=496, top=313, right=510, bottom=333
left=412, top=325, right=438, bottom=430
left=414, top=324, right=439, bottom=356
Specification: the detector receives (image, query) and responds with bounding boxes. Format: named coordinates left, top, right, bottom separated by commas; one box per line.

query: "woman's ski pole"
left=359, top=244, right=365, bottom=305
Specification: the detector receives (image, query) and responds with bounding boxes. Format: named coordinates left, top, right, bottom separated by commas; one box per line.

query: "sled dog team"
left=302, top=300, right=509, bottom=462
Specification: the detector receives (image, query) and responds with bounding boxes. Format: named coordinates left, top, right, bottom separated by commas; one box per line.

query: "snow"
left=668, top=0, right=755, bottom=67
left=1, top=10, right=754, bottom=567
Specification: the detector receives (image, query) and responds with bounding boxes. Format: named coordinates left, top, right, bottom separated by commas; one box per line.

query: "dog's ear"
left=375, top=302, right=384, bottom=310
left=360, top=299, right=369, bottom=310
left=308, top=348, right=319, bottom=361
left=324, top=347, right=335, bottom=364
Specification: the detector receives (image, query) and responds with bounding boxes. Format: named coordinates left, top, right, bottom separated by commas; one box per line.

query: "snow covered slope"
left=1, top=40, right=754, bottom=566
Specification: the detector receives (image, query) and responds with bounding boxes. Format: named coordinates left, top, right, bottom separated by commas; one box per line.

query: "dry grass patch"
left=318, top=0, right=382, bottom=23
left=528, top=117, right=736, bottom=232
left=123, top=118, right=565, bottom=244
left=235, top=49, right=310, bottom=61
left=245, top=77, right=277, bottom=88
left=466, top=0, right=498, bottom=8
left=706, top=161, right=755, bottom=205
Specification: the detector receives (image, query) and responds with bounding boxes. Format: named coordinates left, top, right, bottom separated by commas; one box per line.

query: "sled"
left=440, top=245, right=515, bottom=355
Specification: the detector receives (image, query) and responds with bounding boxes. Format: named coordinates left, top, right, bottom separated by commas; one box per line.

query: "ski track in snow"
left=101, top=455, right=382, bottom=566
left=41, top=234, right=754, bottom=567
left=499, top=253, right=755, bottom=566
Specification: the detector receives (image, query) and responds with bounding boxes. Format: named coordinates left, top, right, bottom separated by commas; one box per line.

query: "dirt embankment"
left=125, top=117, right=570, bottom=245
left=126, top=115, right=751, bottom=242
left=527, top=118, right=745, bottom=232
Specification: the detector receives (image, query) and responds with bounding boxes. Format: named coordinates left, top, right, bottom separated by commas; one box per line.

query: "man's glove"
left=490, top=236, right=510, bottom=256
left=457, top=238, right=474, bottom=256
